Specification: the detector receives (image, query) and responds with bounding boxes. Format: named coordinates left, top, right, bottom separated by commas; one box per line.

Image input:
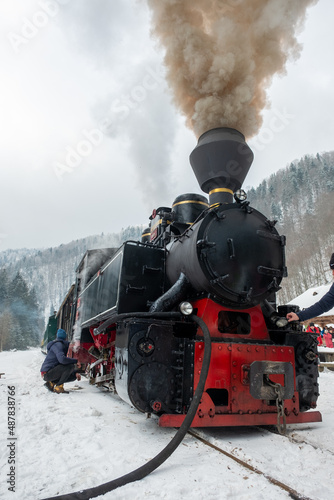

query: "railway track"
left=257, top=425, right=334, bottom=457
left=187, top=426, right=328, bottom=500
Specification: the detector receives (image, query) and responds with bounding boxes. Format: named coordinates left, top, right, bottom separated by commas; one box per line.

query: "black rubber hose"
left=41, top=314, right=211, bottom=500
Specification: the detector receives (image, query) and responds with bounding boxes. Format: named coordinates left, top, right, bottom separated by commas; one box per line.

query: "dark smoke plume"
left=147, top=0, right=318, bottom=139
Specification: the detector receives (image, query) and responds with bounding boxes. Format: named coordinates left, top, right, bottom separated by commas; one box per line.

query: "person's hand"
left=76, top=372, right=81, bottom=381
left=286, top=312, right=300, bottom=322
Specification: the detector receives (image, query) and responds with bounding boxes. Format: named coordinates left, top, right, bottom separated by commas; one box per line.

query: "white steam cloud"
left=147, top=0, right=318, bottom=138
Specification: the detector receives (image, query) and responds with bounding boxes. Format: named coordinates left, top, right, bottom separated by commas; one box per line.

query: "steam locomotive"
left=54, top=127, right=321, bottom=429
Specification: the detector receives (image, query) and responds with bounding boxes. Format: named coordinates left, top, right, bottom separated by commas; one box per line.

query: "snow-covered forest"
left=247, top=151, right=334, bottom=303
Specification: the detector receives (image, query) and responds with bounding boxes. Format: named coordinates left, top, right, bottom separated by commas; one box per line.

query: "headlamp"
left=179, top=301, right=193, bottom=316
left=234, top=189, right=247, bottom=203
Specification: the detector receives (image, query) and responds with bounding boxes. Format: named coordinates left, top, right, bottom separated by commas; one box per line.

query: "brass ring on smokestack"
left=189, top=127, right=254, bottom=205
left=209, top=187, right=234, bottom=207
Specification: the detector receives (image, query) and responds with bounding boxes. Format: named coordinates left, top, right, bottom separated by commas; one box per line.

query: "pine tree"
left=0, top=271, right=42, bottom=350
left=0, top=268, right=10, bottom=350
left=0, top=268, right=9, bottom=308
left=0, top=310, right=12, bottom=351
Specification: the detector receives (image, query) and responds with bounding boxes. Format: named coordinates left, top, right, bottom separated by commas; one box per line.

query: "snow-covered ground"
left=0, top=348, right=333, bottom=500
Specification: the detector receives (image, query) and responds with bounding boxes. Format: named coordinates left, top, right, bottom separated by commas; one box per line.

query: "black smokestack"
left=189, top=127, right=254, bottom=205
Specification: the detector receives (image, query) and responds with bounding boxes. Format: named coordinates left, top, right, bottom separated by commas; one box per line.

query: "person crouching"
left=40, top=329, right=81, bottom=393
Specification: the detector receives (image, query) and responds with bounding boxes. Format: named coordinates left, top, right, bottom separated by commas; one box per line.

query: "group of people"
left=306, top=323, right=334, bottom=347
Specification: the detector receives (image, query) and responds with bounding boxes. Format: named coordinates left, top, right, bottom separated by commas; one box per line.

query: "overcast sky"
left=0, top=0, right=333, bottom=251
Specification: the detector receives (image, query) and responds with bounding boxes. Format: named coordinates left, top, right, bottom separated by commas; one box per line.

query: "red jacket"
left=323, top=332, right=333, bottom=348
left=317, top=335, right=323, bottom=346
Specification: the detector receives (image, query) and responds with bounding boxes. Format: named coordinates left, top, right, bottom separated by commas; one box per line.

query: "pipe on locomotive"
left=149, top=272, right=191, bottom=313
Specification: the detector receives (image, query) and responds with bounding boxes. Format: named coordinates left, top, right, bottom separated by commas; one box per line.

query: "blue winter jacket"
left=298, top=283, right=334, bottom=322
left=40, top=339, right=78, bottom=373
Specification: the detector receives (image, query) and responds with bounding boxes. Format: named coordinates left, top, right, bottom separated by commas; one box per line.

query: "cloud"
left=0, top=0, right=333, bottom=251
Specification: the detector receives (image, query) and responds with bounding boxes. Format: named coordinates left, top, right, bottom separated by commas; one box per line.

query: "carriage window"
left=218, top=311, right=251, bottom=335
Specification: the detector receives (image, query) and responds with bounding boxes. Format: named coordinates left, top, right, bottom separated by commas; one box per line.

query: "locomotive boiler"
left=58, top=127, right=321, bottom=431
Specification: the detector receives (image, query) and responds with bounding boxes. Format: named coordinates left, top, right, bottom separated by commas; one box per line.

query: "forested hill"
left=247, top=151, right=334, bottom=303
left=0, top=226, right=144, bottom=329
